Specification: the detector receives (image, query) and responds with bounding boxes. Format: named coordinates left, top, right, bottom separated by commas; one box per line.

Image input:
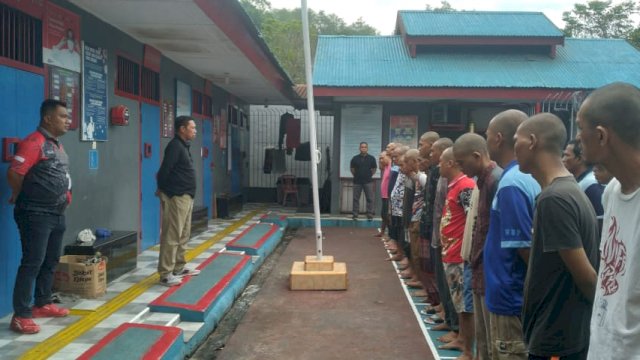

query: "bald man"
left=575, top=82, right=640, bottom=360
left=484, top=110, right=540, bottom=360
left=439, top=147, right=476, bottom=358
left=515, top=113, right=598, bottom=360
left=454, top=133, right=502, bottom=360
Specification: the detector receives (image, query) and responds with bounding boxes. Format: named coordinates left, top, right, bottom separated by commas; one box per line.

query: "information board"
left=339, top=104, right=382, bottom=178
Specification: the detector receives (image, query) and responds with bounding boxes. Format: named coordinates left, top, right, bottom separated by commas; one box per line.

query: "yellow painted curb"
left=20, top=208, right=263, bottom=360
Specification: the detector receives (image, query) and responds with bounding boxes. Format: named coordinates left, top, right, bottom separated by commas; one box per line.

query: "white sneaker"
left=160, top=274, right=182, bottom=287
left=173, top=268, right=201, bottom=277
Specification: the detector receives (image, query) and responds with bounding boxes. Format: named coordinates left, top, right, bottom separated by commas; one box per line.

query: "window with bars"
left=192, top=90, right=203, bottom=115
left=141, top=67, right=160, bottom=102
left=0, top=3, right=43, bottom=68
left=116, top=55, right=140, bottom=96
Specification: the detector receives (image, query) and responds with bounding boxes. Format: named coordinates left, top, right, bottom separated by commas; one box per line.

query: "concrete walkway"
left=211, top=226, right=435, bottom=360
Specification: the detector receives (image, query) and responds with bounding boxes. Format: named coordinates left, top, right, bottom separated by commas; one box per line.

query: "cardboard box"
left=53, top=255, right=107, bottom=298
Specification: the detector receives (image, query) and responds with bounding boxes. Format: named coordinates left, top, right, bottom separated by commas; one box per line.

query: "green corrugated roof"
left=399, top=11, right=564, bottom=38
left=312, top=36, right=640, bottom=89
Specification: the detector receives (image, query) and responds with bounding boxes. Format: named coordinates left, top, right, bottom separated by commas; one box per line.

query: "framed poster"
left=390, top=115, right=418, bottom=148
left=162, top=100, right=175, bottom=138
left=81, top=42, right=108, bottom=141
left=43, top=2, right=81, bottom=72
left=176, top=80, right=191, bottom=117
left=340, top=104, right=382, bottom=178
left=48, top=65, right=80, bottom=130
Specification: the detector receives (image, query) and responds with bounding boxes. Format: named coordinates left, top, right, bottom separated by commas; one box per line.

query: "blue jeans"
left=13, top=210, right=66, bottom=318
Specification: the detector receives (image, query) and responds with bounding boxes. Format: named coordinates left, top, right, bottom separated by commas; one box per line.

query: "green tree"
left=562, top=1, right=637, bottom=38
left=239, top=0, right=378, bottom=83
left=425, top=1, right=455, bottom=11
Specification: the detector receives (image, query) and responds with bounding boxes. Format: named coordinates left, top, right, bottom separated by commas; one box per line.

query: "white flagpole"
left=300, top=0, right=323, bottom=260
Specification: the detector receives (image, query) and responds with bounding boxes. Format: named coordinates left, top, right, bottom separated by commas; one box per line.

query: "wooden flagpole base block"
left=290, top=255, right=348, bottom=290
left=304, top=255, right=334, bottom=271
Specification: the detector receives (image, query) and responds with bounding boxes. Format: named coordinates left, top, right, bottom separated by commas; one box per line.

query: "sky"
left=266, top=0, right=582, bottom=34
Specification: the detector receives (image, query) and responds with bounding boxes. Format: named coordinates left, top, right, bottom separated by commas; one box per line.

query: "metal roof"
left=313, top=36, right=640, bottom=89
left=398, top=11, right=564, bottom=38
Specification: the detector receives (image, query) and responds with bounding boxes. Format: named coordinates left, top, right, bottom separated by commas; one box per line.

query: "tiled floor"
left=0, top=204, right=264, bottom=360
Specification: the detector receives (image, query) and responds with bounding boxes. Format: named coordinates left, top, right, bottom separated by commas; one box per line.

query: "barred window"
left=116, top=55, right=140, bottom=96
left=141, top=67, right=160, bottom=102
left=1, top=3, right=43, bottom=68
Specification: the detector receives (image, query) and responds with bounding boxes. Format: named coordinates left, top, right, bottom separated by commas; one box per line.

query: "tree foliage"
left=425, top=1, right=455, bottom=11
left=240, top=0, right=378, bottom=83
left=562, top=0, right=639, bottom=48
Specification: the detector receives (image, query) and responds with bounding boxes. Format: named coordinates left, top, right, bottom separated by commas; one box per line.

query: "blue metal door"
left=202, top=118, right=214, bottom=217
left=0, top=66, right=44, bottom=317
left=140, top=103, right=161, bottom=250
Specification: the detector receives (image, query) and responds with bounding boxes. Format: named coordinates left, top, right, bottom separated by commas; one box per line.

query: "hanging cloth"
left=295, top=142, right=311, bottom=161
left=286, top=117, right=301, bottom=150
left=278, top=112, right=294, bottom=150
left=273, top=149, right=287, bottom=173
left=263, top=148, right=274, bottom=174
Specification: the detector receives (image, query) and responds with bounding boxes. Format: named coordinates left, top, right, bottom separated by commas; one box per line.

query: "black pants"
left=528, top=347, right=588, bottom=360
left=433, top=245, right=459, bottom=331
left=13, top=210, right=66, bottom=318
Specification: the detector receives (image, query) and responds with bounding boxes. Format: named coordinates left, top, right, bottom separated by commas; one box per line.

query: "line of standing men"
left=377, top=81, right=640, bottom=360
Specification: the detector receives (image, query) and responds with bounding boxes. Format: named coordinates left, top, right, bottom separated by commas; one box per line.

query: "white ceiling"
left=69, top=0, right=293, bottom=105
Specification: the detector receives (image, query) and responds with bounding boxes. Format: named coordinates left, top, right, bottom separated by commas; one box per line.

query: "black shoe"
left=367, top=216, right=373, bottom=221
left=352, top=215, right=358, bottom=220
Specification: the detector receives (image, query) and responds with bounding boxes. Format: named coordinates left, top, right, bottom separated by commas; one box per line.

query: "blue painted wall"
left=0, top=66, right=44, bottom=317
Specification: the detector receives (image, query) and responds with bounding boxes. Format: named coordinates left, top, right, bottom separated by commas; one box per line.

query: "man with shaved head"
left=426, top=138, right=461, bottom=340
left=483, top=109, right=540, bottom=360
left=453, top=133, right=502, bottom=360
left=515, top=113, right=598, bottom=360
left=576, top=82, right=640, bottom=360
left=438, top=147, right=476, bottom=358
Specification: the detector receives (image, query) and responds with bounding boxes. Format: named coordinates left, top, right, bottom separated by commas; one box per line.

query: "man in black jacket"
left=157, top=116, right=200, bottom=286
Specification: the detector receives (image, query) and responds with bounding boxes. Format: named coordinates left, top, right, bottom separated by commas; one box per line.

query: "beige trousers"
left=158, top=192, right=193, bottom=278
left=488, top=311, right=527, bottom=360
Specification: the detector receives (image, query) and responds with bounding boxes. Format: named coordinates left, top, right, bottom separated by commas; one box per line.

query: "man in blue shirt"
left=484, top=110, right=541, bottom=359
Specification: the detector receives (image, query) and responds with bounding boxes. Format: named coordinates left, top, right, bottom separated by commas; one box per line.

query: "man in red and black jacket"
left=7, top=99, right=72, bottom=334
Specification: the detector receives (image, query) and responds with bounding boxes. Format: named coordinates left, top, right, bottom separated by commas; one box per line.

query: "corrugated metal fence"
left=249, top=105, right=334, bottom=189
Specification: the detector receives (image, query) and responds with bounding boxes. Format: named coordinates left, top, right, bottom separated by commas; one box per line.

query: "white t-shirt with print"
left=588, top=178, right=640, bottom=360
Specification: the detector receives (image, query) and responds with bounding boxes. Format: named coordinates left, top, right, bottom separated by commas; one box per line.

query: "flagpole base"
left=289, top=255, right=348, bottom=290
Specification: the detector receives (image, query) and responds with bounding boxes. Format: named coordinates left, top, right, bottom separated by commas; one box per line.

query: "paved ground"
left=206, top=227, right=435, bottom=360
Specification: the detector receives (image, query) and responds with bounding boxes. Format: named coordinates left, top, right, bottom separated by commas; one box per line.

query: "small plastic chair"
left=281, top=175, right=298, bottom=206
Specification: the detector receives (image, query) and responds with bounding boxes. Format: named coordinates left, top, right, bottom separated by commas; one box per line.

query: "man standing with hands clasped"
left=8, top=100, right=73, bottom=334
left=350, top=142, right=377, bottom=220
left=157, top=116, right=201, bottom=287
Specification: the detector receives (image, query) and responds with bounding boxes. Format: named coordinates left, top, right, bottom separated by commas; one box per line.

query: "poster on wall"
left=389, top=115, right=418, bottom=148
left=176, top=80, right=192, bottom=117
left=49, top=65, right=80, bottom=130
left=43, top=2, right=81, bottom=73
left=81, top=42, right=108, bottom=141
left=340, top=104, right=383, bottom=178
left=162, top=100, right=175, bottom=138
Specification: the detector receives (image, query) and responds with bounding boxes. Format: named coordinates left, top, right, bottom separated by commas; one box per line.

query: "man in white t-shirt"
left=576, top=82, right=640, bottom=360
